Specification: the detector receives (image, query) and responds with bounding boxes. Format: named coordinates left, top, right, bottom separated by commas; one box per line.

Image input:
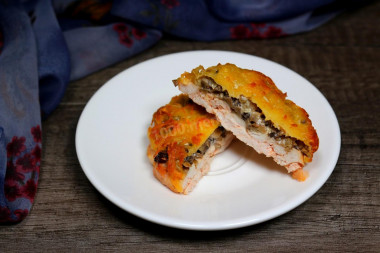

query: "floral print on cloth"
left=1, top=126, right=41, bottom=222
left=113, top=23, right=147, bottom=48
left=230, top=24, right=286, bottom=39
left=0, top=0, right=365, bottom=223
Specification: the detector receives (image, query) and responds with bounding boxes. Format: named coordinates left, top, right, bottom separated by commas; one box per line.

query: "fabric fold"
left=33, top=0, right=71, bottom=117
left=111, top=0, right=351, bottom=41
left=205, top=0, right=336, bottom=22
left=0, top=1, right=41, bottom=223
left=65, top=23, right=162, bottom=81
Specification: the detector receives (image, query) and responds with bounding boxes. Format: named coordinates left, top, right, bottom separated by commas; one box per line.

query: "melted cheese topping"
left=177, top=64, right=319, bottom=159
left=147, top=94, right=220, bottom=192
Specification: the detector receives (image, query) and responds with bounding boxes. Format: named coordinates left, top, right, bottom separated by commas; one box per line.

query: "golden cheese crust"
left=147, top=94, right=220, bottom=192
left=176, top=63, right=319, bottom=161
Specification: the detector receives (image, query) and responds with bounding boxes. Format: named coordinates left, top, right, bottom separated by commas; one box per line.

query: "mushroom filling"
left=199, top=76, right=309, bottom=156
left=154, top=126, right=227, bottom=169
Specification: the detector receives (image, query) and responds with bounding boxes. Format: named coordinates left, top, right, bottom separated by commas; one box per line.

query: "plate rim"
left=75, top=50, right=341, bottom=231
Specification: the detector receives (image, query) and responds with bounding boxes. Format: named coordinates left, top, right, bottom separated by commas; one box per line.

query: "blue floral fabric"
left=0, top=0, right=364, bottom=222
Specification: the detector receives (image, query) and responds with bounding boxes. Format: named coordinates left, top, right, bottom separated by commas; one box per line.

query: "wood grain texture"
left=1, top=1, right=379, bottom=252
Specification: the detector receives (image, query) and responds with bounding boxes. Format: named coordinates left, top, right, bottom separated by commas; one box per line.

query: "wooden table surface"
left=1, top=2, right=379, bottom=251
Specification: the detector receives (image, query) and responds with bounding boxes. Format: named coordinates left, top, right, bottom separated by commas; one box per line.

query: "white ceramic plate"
left=75, top=51, right=340, bottom=230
